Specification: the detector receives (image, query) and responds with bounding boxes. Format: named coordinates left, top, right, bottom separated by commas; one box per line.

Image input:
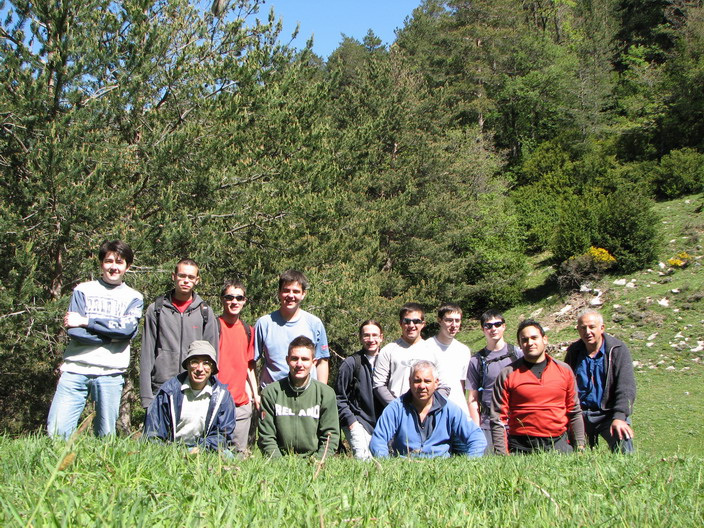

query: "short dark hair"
left=221, top=280, right=247, bottom=298
left=516, top=319, right=545, bottom=340
left=438, top=303, right=462, bottom=319
left=288, top=335, right=315, bottom=354
left=278, top=269, right=309, bottom=291
left=99, top=240, right=134, bottom=267
left=174, top=258, right=199, bottom=275
left=358, top=319, right=383, bottom=336
left=480, top=309, right=505, bottom=327
left=399, top=302, right=425, bottom=321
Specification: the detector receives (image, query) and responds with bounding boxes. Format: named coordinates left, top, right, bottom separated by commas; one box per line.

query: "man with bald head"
left=564, top=310, right=636, bottom=453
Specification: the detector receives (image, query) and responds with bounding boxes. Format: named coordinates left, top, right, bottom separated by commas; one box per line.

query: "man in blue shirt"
left=564, top=310, right=636, bottom=453
left=370, top=360, right=486, bottom=458
left=254, top=270, right=329, bottom=388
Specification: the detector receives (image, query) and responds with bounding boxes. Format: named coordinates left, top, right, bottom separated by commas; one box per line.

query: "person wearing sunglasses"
left=466, top=310, right=523, bottom=453
left=140, top=258, right=218, bottom=409
left=217, top=280, right=260, bottom=454
left=373, top=303, right=440, bottom=409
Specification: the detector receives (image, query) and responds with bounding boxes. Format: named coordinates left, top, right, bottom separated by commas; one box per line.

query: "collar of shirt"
left=181, top=381, right=214, bottom=399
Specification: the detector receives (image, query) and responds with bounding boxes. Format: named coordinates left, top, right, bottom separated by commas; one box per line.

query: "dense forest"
left=1, top=0, right=702, bottom=433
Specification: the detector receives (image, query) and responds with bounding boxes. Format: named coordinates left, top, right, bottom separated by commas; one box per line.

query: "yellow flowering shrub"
left=586, top=247, right=617, bottom=264
left=667, top=252, right=691, bottom=268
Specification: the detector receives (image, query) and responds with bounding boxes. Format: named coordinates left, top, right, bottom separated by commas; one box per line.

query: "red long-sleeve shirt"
left=490, top=355, right=585, bottom=454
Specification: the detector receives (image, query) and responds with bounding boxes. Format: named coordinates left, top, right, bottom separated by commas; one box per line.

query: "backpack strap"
left=199, top=301, right=209, bottom=330
left=474, top=345, right=521, bottom=414
left=153, top=294, right=166, bottom=351
left=349, top=352, right=364, bottom=396
left=239, top=318, right=252, bottom=345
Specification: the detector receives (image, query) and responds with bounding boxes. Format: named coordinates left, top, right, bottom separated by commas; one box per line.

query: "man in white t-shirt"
left=373, top=303, right=439, bottom=409
left=426, top=303, right=471, bottom=418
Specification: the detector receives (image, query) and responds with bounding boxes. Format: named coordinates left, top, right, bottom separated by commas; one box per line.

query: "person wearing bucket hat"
left=143, top=341, right=236, bottom=451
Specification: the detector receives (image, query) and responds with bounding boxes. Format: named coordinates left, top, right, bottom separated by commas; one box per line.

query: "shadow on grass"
left=523, top=278, right=561, bottom=304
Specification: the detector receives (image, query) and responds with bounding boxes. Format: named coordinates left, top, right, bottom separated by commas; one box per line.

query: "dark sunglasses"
left=402, top=318, right=424, bottom=325
left=223, top=294, right=246, bottom=302
left=483, top=321, right=504, bottom=329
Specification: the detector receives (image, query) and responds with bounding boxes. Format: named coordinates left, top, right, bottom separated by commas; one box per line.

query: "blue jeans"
left=47, top=371, right=125, bottom=438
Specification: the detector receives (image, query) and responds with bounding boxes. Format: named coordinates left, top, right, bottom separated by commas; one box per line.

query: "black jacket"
left=335, top=350, right=384, bottom=435
left=564, top=333, right=636, bottom=421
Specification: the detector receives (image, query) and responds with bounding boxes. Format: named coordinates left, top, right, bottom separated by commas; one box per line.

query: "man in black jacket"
left=564, top=310, right=636, bottom=453
left=335, top=320, right=385, bottom=459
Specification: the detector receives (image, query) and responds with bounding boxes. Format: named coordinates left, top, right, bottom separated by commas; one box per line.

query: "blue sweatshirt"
left=370, top=391, right=486, bottom=458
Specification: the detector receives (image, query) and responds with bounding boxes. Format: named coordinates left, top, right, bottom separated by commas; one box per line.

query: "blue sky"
left=263, top=0, right=421, bottom=58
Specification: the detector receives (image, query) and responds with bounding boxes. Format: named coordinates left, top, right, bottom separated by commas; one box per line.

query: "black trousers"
left=508, top=433, right=573, bottom=454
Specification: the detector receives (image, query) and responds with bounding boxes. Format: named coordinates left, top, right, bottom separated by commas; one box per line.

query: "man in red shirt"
left=218, top=280, right=259, bottom=453
left=490, top=319, right=585, bottom=454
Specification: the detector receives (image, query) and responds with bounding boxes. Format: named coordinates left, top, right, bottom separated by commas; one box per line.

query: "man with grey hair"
left=564, top=310, right=636, bottom=453
left=143, top=341, right=236, bottom=452
left=370, top=360, right=486, bottom=458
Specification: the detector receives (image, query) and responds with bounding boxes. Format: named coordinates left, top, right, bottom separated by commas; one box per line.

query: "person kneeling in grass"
left=258, top=336, right=340, bottom=458
left=370, top=360, right=486, bottom=458
left=143, top=341, right=236, bottom=452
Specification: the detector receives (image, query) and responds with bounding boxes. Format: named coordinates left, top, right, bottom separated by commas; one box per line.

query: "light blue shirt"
left=254, top=309, right=329, bottom=388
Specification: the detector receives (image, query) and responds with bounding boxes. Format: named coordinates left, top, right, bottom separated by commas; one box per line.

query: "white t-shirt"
left=372, top=338, right=438, bottom=399
left=426, top=336, right=471, bottom=418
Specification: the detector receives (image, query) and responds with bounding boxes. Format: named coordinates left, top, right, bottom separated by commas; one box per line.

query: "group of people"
left=47, top=240, right=636, bottom=459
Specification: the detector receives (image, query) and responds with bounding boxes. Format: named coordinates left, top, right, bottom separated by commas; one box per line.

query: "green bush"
left=654, top=148, right=704, bottom=198
left=556, top=247, right=617, bottom=292
left=551, top=193, right=598, bottom=263
left=594, top=187, right=660, bottom=272
left=510, top=183, right=562, bottom=252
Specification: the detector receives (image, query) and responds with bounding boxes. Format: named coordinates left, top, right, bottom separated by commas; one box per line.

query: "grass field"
left=1, top=435, right=702, bottom=527
left=1, top=194, right=702, bottom=526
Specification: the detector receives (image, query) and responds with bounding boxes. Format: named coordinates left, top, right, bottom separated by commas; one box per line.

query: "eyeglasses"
left=483, top=321, right=504, bottom=329
left=402, top=318, right=424, bottom=325
left=223, top=294, right=246, bottom=302
left=188, top=358, right=213, bottom=369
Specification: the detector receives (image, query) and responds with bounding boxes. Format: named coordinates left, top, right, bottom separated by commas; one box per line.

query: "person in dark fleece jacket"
left=335, top=320, right=386, bottom=460
left=564, top=310, right=636, bottom=453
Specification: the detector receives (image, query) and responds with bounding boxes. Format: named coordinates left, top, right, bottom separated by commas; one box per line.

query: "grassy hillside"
left=461, top=193, right=704, bottom=456
left=1, top=195, right=701, bottom=526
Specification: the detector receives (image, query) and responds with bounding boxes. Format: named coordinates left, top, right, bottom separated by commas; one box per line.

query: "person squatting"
left=48, top=243, right=636, bottom=458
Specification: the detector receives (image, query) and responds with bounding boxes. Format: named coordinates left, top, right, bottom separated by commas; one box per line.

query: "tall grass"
left=1, top=435, right=702, bottom=526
